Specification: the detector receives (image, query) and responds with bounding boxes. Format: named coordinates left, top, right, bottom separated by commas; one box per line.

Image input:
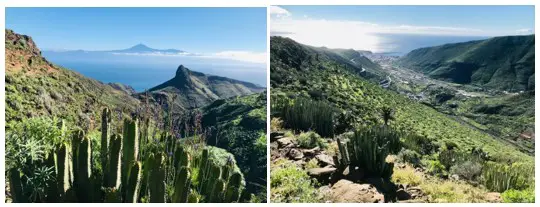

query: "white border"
left=1, top=0, right=539, bottom=206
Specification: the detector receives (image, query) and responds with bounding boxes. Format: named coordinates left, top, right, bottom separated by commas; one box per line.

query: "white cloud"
left=515, top=28, right=533, bottom=35
left=271, top=12, right=497, bottom=52
left=209, top=51, right=267, bottom=64
left=269, top=6, right=291, bottom=18
left=111, top=51, right=266, bottom=64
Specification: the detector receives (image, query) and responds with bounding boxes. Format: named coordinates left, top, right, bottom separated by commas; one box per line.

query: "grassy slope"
left=5, top=29, right=139, bottom=127
left=271, top=36, right=532, bottom=164
left=398, top=35, right=535, bottom=91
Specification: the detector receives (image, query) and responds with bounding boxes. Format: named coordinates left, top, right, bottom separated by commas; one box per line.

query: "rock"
left=327, top=179, right=384, bottom=203
left=277, top=137, right=294, bottom=148
left=486, top=192, right=502, bottom=203
left=270, top=131, right=285, bottom=141
left=316, top=154, right=335, bottom=166
left=449, top=174, right=460, bottom=181
left=288, top=148, right=304, bottom=160
left=302, top=147, right=320, bottom=156
left=308, top=167, right=337, bottom=177
left=396, top=189, right=412, bottom=200
left=407, top=187, right=423, bottom=199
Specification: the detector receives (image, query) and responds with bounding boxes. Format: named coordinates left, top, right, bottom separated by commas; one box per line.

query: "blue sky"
left=6, top=7, right=267, bottom=53
left=271, top=5, right=535, bottom=52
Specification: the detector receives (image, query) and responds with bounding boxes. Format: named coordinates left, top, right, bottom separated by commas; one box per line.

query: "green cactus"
left=210, top=179, right=225, bottom=203
left=101, top=108, right=111, bottom=182
left=56, top=143, right=71, bottom=198
left=103, top=187, right=121, bottom=203
left=335, top=126, right=401, bottom=179
left=106, top=134, right=122, bottom=188
left=125, top=161, right=142, bottom=203
left=224, top=172, right=243, bottom=202
left=122, top=118, right=139, bottom=191
left=172, top=167, right=191, bottom=203
left=75, top=132, right=92, bottom=202
left=148, top=154, right=166, bottom=203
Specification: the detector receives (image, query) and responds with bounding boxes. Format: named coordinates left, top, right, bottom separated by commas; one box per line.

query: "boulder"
left=316, top=154, right=335, bottom=166
left=270, top=131, right=285, bottom=141
left=302, top=147, right=320, bottom=156
left=485, top=192, right=502, bottom=203
left=327, top=179, right=384, bottom=203
left=277, top=137, right=294, bottom=148
left=288, top=148, right=304, bottom=160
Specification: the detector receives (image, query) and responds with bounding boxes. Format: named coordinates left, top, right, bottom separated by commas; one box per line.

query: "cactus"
left=224, top=172, right=243, bottom=202
left=125, top=161, right=142, bottom=203
left=172, top=167, right=191, bottom=202
left=122, top=118, right=139, bottom=192
left=101, top=108, right=111, bottom=183
left=106, top=134, right=122, bottom=188
left=103, top=187, right=121, bottom=203
left=56, top=143, right=71, bottom=198
left=209, top=179, right=225, bottom=203
left=148, top=154, right=166, bottom=203
left=335, top=126, right=401, bottom=179
left=75, top=132, right=92, bottom=202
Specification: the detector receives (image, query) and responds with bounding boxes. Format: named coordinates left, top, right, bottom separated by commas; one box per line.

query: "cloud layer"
left=270, top=6, right=533, bottom=52
left=111, top=51, right=266, bottom=64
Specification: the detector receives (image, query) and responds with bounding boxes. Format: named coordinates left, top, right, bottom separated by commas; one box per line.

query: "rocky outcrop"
left=327, top=179, right=384, bottom=203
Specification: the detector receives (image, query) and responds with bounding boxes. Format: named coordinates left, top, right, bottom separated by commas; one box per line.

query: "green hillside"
left=270, top=37, right=386, bottom=88
left=5, top=29, right=139, bottom=127
left=398, top=35, right=535, bottom=91
left=270, top=36, right=534, bottom=203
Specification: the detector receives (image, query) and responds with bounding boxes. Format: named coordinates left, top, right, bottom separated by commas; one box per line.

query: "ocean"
left=42, top=51, right=267, bottom=92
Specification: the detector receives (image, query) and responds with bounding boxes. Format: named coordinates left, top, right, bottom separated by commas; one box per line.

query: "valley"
left=269, top=36, right=535, bottom=203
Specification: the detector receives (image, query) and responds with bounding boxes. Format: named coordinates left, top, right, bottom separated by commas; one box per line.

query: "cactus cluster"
left=333, top=126, right=402, bottom=179
left=8, top=107, right=247, bottom=203
left=482, top=161, right=534, bottom=193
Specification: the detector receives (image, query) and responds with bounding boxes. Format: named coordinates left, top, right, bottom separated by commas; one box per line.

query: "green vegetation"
left=398, top=35, right=534, bottom=91
left=270, top=159, right=321, bottom=203
left=273, top=97, right=334, bottom=137
left=296, top=131, right=327, bottom=149
left=198, top=92, right=267, bottom=200
left=335, top=126, right=401, bottom=179
left=6, top=108, right=248, bottom=203
left=5, top=29, right=266, bottom=203
left=501, top=187, right=535, bottom=203
left=270, top=36, right=534, bottom=203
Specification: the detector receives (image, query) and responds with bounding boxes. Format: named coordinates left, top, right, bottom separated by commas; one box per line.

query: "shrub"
left=402, top=134, right=438, bottom=155
left=305, top=159, right=319, bottom=170
left=270, top=117, right=283, bottom=132
left=270, top=159, right=321, bottom=203
left=482, top=161, right=534, bottom=192
left=296, top=131, right=327, bottom=149
left=397, top=149, right=422, bottom=167
left=449, top=160, right=483, bottom=181
left=279, top=97, right=334, bottom=137
left=420, top=179, right=488, bottom=203
left=426, top=160, right=447, bottom=177
left=392, top=165, right=423, bottom=186
left=501, top=187, right=535, bottom=203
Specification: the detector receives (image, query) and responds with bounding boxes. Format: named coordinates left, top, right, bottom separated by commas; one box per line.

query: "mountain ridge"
left=398, top=35, right=535, bottom=91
